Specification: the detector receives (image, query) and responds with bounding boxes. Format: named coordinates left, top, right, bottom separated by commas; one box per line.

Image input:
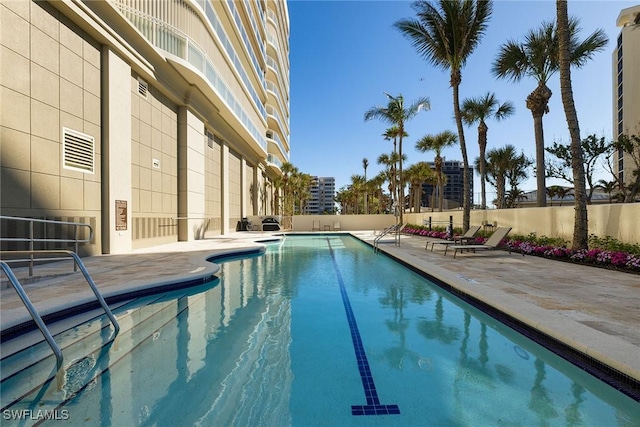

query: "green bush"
left=510, top=233, right=569, bottom=248
left=589, top=235, right=640, bottom=256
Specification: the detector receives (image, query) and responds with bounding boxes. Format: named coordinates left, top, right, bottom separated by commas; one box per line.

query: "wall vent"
left=63, top=127, right=95, bottom=174
left=138, top=78, right=148, bottom=98
left=206, top=130, right=215, bottom=149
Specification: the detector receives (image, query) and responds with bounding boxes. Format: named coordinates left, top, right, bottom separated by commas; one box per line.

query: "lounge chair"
left=312, top=220, right=320, bottom=231
left=444, top=227, right=514, bottom=258
left=428, top=225, right=481, bottom=251
left=333, top=221, right=341, bottom=231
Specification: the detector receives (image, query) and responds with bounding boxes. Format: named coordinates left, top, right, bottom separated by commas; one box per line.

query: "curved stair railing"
left=1, top=251, right=120, bottom=371
left=373, top=223, right=405, bottom=252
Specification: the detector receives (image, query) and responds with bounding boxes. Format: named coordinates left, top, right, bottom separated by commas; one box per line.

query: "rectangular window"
left=63, top=127, right=95, bottom=174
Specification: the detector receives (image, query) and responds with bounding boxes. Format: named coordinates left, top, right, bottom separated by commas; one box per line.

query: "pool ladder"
left=0, top=250, right=120, bottom=371
left=373, top=224, right=403, bottom=252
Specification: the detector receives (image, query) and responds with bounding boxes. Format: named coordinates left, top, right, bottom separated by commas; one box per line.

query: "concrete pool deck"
left=1, top=231, right=639, bottom=390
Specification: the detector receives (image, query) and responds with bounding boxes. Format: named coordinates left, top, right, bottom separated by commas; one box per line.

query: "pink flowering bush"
left=403, top=224, right=640, bottom=274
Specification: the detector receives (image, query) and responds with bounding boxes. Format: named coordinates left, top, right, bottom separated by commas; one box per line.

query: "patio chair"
left=333, top=221, right=341, bottom=231
left=312, top=220, right=320, bottom=231
left=444, top=227, right=515, bottom=258
left=428, top=225, right=481, bottom=251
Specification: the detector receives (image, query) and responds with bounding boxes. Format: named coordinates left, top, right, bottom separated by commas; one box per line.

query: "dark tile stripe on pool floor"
left=326, top=238, right=400, bottom=416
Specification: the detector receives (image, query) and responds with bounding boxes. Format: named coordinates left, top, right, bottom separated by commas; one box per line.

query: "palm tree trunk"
left=478, top=122, right=488, bottom=209
left=438, top=175, right=443, bottom=212
left=557, top=0, right=588, bottom=250
left=527, top=83, right=552, bottom=207
left=496, top=178, right=506, bottom=209
left=533, top=113, right=547, bottom=207
left=452, top=76, right=470, bottom=231
left=398, top=137, right=405, bottom=224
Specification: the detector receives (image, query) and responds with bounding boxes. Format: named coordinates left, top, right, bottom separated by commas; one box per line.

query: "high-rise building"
left=420, top=160, right=473, bottom=209
left=613, top=5, right=640, bottom=186
left=305, top=177, right=336, bottom=215
left=1, top=0, right=290, bottom=254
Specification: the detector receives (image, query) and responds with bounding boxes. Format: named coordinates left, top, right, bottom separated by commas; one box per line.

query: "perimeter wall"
left=290, top=204, right=640, bottom=245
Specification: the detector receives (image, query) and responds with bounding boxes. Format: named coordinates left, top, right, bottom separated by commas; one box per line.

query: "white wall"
left=290, top=215, right=397, bottom=232
left=103, top=48, right=132, bottom=254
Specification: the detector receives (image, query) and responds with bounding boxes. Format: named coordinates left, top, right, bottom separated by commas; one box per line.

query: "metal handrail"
left=374, top=224, right=402, bottom=252
left=1, top=261, right=64, bottom=370
left=0, top=250, right=120, bottom=337
left=1, top=216, right=93, bottom=275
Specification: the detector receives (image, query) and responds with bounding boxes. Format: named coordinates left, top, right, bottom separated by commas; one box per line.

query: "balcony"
left=266, top=129, right=289, bottom=160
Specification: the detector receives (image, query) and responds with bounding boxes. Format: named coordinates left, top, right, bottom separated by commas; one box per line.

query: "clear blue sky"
left=287, top=0, right=635, bottom=201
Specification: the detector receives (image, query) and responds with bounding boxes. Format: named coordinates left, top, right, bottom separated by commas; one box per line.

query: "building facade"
left=304, top=177, right=336, bottom=215
left=1, top=0, right=290, bottom=254
left=420, top=160, right=473, bottom=209
left=613, top=5, right=640, bottom=185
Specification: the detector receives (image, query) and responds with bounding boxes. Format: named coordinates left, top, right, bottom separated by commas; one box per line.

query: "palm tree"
left=485, top=145, right=521, bottom=209
left=555, top=186, right=574, bottom=207
left=295, top=173, right=314, bottom=214
left=415, top=131, right=458, bottom=212
left=378, top=152, right=397, bottom=208
left=362, top=158, right=369, bottom=214
left=383, top=126, right=401, bottom=154
left=405, top=162, right=435, bottom=213
left=396, top=0, right=493, bottom=232
left=280, top=162, right=298, bottom=217
left=505, top=150, right=533, bottom=206
left=365, top=93, right=430, bottom=224
left=492, top=18, right=608, bottom=208
left=595, top=179, right=617, bottom=203
left=546, top=185, right=559, bottom=206
left=371, top=172, right=388, bottom=214
left=461, top=92, right=514, bottom=210
left=557, top=2, right=606, bottom=249
left=350, top=174, right=366, bottom=214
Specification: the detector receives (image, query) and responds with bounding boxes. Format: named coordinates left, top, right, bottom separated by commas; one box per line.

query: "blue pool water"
left=1, top=235, right=639, bottom=426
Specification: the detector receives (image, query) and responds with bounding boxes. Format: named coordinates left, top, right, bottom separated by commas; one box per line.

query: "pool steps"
left=0, top=288, right=207, bottom=414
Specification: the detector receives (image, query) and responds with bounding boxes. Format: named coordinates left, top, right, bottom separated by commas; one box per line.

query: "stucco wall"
left=291, top=215, right=397, bottom=232
left=286, top=204, right=639, bottom=244
left=403, top=204, right=640, bottom=244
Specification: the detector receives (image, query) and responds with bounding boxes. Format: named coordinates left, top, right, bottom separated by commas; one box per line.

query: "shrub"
left=403, top=224, right=639, bottom=274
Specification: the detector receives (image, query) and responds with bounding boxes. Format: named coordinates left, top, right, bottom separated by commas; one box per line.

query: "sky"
left=287, top=0, right=636, bottom=202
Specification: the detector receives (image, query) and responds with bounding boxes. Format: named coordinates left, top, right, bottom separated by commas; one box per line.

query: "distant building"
left=420, top=160, right=473, bottom=209
left=517, top=187, right=614, bottom=208
left=305, top=177, right=336, bottom=214
left=613, top=5, right=640, bottom=185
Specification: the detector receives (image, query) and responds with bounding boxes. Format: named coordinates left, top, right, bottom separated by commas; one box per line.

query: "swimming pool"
left=1, top=234, right=639, bottom=426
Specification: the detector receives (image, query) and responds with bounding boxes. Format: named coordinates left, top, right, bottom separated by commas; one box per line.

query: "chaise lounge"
left=444, top=227, right=515, bottom=258
left=427, top=225, right=481, bottom=251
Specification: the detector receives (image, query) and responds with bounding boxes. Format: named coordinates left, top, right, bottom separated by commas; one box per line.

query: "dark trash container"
left=237, top=217, right=251, bottom=231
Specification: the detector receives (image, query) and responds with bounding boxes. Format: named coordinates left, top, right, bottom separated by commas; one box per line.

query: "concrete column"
left=253, top=166, right=261, bottom=216
left=177, top=107, right=206, bottom=240
left=240, top=157, right=247, bottom=217
left=221, top=142, right=230, bottom=234
left=101, top=47, right=132, bottom=254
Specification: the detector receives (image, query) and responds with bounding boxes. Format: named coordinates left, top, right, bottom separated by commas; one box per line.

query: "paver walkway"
left=1, top=231, right=639, bottom=388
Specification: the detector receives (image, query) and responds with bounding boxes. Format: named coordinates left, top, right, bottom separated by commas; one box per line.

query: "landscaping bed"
left=403, top=224, right=640, bottom=274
